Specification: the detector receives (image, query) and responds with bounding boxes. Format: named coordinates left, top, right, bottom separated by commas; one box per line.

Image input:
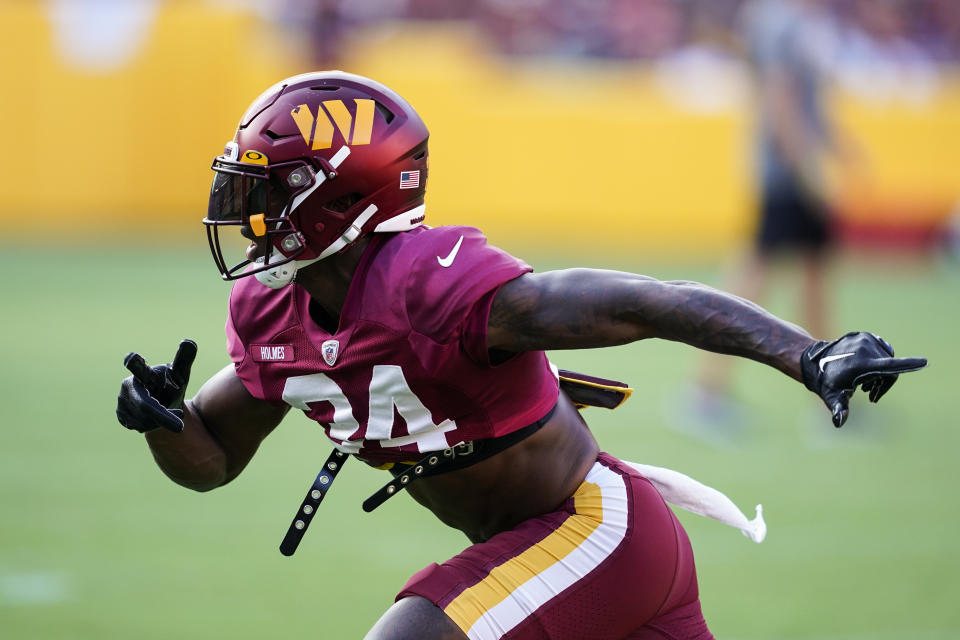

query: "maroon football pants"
left=398, top=452, right=714, bottom=639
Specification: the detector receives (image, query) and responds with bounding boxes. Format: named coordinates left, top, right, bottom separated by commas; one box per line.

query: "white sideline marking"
left=0, top=571, right=70, bottom=605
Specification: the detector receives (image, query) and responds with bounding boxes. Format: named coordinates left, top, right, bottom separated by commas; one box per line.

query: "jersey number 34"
left=281, top=365, right=457, bottom=454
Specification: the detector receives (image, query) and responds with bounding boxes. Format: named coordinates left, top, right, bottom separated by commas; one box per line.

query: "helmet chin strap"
left=316, top=204, right=378, bottom=260
left=253, top=253, right=323, bottom=289
left=254, top=204, right=379, bottom=289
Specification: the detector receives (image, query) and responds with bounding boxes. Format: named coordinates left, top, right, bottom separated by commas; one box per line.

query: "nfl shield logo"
left=321, top=339, right=340, bottom=366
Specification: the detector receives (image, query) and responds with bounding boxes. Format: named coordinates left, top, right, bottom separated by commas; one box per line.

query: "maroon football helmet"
left=203, top=71, right=429, bottom=288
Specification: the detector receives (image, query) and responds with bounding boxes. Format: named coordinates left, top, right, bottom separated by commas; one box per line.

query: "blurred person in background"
left=115, top=71, right=924, bottom=639
left=690, top=0, right=863, bottom=434
left=927, top=0, right=960, bottom=60
left=833, top=0, right=939, bottom=103
left=244, top=0, right=960, bottom=65
left=307, top=0, right=345, bottom=68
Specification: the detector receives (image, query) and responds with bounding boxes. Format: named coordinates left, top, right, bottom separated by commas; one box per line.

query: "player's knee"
left=364, top=596, right=467, bottom=640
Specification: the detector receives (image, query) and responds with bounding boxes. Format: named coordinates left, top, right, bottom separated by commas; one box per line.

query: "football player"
left=116, top=72, right=926, bottom=640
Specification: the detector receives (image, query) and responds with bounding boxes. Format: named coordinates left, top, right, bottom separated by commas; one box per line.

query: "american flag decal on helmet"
left=399, top=171, right=420, bottom=189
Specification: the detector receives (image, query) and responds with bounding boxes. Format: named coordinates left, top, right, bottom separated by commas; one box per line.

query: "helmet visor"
left=203, top=159, right=315, bottom=280
left=206, top=160, right=289, bottom=223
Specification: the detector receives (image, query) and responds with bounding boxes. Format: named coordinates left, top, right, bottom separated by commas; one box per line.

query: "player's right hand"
left=116, top=339, right=198, bottom=433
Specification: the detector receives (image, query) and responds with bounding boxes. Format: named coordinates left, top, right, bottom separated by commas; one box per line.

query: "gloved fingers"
left=117, top=399, right=155, bottom=432
left=115, top=403, right=176, bottom=433
left=117, top=376, right=185, bottom=433
left=859, top=374, right=898, bottom=403
left=170, top=339, right=198, bottom=386
left=116, top=406, right=134, bottom=430
left=821, top=387, right=852, bottom=428
left=831, top=398, right=849, bottom=428
left=859, top=373, right=880, bottom=394
left=157, top=410, right=185, bottom=433
left=124, top=352, right=163, bottom=392
left=870, top=333, right=894, bottom=356
left=859, top=376, right=877, bottom=400
left=869, top=356, right=927, bottom=374
left=137, top=390, right=184, bottom=432
left=869, top=375, right=897, bottom=403
left=851, top=358, right=926, bottom=385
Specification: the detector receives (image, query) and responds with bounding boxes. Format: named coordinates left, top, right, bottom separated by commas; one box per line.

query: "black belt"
left=362, top=404, right=555, bottom=512
left=279, top=448, right=349, bottom=556
left=278, top=404, right=556, bottom=556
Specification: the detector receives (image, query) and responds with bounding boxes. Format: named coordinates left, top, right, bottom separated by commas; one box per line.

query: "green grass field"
left=1, top=240, right=957, bottom=639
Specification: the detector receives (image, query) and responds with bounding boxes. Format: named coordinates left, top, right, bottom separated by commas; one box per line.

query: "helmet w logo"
left=291, top=99, right=375, bottom=150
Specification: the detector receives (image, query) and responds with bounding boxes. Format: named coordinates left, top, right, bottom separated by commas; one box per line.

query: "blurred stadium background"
left=1, top=1, right=958, bottom=638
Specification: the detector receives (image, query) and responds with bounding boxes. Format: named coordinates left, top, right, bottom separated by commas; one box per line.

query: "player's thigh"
left=395, top=454, right=699, bottom=639
left=365, top=596, right=468, bottom=640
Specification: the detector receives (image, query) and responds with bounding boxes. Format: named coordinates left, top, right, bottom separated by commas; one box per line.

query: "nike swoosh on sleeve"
left=437, top=235, right=464, bottom=268
left=819, top=352, right=855, bottom=372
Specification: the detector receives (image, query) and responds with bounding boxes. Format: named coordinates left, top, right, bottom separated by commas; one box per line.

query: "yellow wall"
left=832, top=90, right=960, bottom=227
left=0, top=3, right=301, bottom=230
left=357, top=26, right=753, bottom=252
left=2, top=4, right=957, bottom=252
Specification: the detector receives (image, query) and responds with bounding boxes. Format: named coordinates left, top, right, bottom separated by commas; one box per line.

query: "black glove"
left=116, top=339, right=198, bottom=433
left=800, top=331, right=926, bottom=428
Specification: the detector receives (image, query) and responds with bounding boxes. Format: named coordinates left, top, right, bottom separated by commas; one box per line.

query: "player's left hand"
left=800, top=331, right=926, bottom=427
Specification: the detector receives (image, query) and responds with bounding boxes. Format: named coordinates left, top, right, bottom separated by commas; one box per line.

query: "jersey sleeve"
left=223, top=278, right=286, bottom=406
left=404, top=226, right=532, bottom=359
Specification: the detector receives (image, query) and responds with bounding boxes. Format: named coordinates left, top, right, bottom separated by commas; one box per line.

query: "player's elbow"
left=154, top=452, right=229, bottom=493
left=179, top=476, right=226, bottom=493
left=169, top=472, right=227, bottom=493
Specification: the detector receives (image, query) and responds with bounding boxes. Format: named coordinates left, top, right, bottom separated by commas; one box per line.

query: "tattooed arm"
left=486, top=269, right=815, bottom=381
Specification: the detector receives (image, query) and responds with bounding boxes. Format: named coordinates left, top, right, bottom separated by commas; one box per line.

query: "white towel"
left=624, top=461, right=766, bottom=543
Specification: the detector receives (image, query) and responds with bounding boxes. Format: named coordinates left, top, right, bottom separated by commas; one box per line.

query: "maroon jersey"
left=226, top=226, right=559, bottom=464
